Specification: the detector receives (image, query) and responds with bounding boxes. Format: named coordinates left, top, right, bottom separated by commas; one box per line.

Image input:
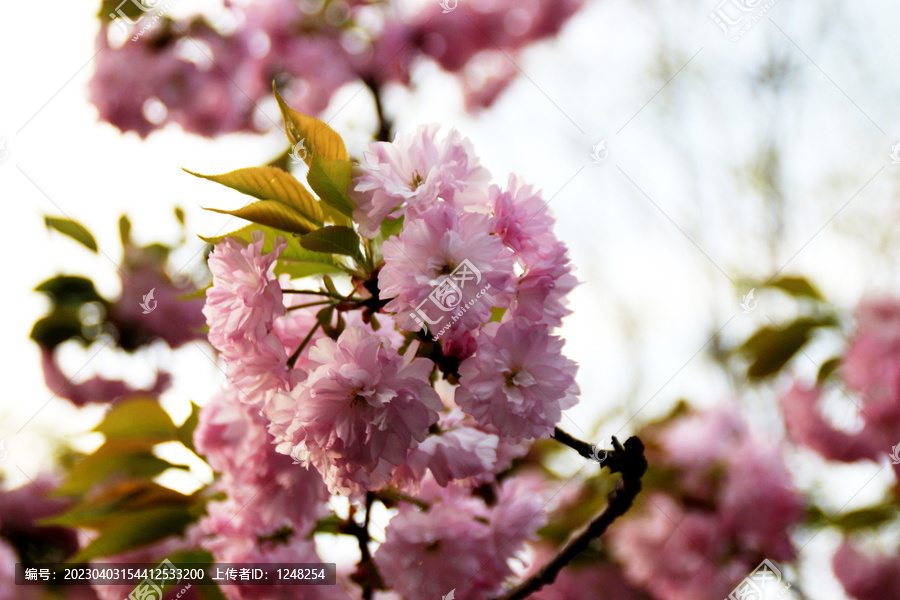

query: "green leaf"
left=300, top=226, right=362, bottom=261
left=200, top=224, right=342, bottom=278
left=768, top=276, right=824, bottom=301
left=119, top=215, right=132, bottom=245
left=817, top=357, right=842, bottom=386
left=738, top=316, right=836, bottom=379
left=307, top=156, right=354, bottom=219
left=44, top=216, right=98, bottom=252
left=40, top=481, right=195, bottom=530
left=70, top=505, right=196, bottom=562
left=94, top=396, right=178, bottom=443
left=55, top=440, right=185, bottom=497
left=309, top=514, right=344, bottom=537
left=273, top=84, right=348, bottom=165
left=186, top=166, right=325, bottom=227
left=806, top=504, right=897, bottom=532
left=178, top=402, right=202, bottom=453
left=316, top=305, right=334, bottom=328
left=204, top=200, right=319, bottom=235
left=379, top=215, right=404, bottom=239
left=34, top=276, right=104, bottom=303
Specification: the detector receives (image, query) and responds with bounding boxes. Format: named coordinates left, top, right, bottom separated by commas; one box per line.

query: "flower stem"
left=286, top=322, right=321, bottom=369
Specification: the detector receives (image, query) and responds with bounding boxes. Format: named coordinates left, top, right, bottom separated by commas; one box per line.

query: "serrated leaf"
left=300, top=226, right=362, bottom=260
left=200, top=224, right=342, bottom=278
left=274, top=84, right=348, bottom=165
left=94, top=396, right=178, bottom=443
left=738, top=316, right=836, bottom=379
left=204, top=201, right=319, bottom=235
left=768, top=276, right=824, bottom=301
left=187, top=166, right=325, bottom=226
left=44, top=216, right=98, bottom=252
left=307, top=156, right=354, bottom=218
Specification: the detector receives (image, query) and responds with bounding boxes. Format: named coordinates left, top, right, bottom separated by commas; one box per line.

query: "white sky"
left=3, top=0, right=900, bottom=597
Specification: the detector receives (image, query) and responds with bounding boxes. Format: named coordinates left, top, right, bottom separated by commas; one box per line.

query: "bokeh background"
left=3, top=0, right=900, bottom=598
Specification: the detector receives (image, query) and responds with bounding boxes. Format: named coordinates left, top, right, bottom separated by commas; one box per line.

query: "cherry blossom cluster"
left=193, top=124, right=579, bottom=597
left=91, top=0, right=587, bottom=137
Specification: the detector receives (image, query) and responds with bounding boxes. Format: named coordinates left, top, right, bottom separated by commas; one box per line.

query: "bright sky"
left=3, top=0, right=900, bottom=597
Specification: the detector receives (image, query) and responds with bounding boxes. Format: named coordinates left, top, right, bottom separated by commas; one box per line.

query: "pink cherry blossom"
left=374, top=475, right=548, bottom=600
left=833, top=540, right=900, bottom=600
left=509, top=243, right=578, bottom=328
left=270, top=327, right=442, bottom=496
left=455, top=319, right=578, bottom=441
left=780, top=382, right=882, bottom=462
left=204, top=231, right=287, bottom=350
left=379, top=205, right=514, bottom=335
left=194, top=386, right=329, bottom=531
left=489, top=174, right=557, bottom=265
left=351, top=125, right=491, bottom=237
left=392, top=409, right=500, bottom=488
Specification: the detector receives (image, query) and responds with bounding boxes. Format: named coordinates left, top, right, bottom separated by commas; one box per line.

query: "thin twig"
left=490, top=435, right=647, bottom=600
left=286, top=322, right=321, bottom=369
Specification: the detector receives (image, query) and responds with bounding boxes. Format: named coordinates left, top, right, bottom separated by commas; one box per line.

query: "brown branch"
left=346, top=491, right=385, bottom=600
left=491, top=435, right=647, bottom=600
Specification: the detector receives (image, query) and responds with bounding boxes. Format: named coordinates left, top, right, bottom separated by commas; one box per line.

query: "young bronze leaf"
left=274, top=83, right=348, bottom=166
left=204, top=201, right=319, bottom=235
left=44, top=216, right=98, bottom=252
left=185, top=166, right=324, bottom=226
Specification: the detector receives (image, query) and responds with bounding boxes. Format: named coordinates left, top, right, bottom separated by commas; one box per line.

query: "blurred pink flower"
left=833, top=540, right=900, bottom=600
left=375, top=475, right=548, bottom=600
left=40, top=346, right=172, bottom=406
left=456, top=319, right=578, bottom=441
left=194, top=386, right=328, bottom=532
